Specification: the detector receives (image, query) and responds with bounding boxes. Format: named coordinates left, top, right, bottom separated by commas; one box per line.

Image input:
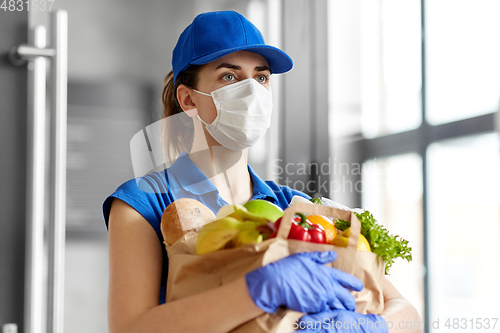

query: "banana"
left=215, top=204, right=239, bottom=219
left=232, top=209, right=269, bottom=224
left=234, top=226, right=263, bottom=247
left=196, top=217, right=244, bottom=255
left=197, top=205, right=272, bottom=254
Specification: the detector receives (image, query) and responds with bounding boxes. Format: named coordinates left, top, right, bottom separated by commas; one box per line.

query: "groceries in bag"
left=196, top=201, right=332, bottom=254
left=306, top=196, right=412, bottom=274
left=161, top=196, right=412, bottom=274
left=163, top=199, right=389, bottom=323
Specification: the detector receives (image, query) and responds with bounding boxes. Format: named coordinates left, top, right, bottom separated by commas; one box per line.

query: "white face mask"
left=194, top=78, right=273, bottom=151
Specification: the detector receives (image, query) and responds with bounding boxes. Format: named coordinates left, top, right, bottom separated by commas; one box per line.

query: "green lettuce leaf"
left=335, top=211, right=412, bottom=275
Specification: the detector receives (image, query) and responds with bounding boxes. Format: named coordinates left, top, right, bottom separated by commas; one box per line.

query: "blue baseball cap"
left=172, top=10, right=293, bottom=82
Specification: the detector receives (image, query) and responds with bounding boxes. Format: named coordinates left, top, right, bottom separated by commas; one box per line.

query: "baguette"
left=161, top=198, right=215, bottom=246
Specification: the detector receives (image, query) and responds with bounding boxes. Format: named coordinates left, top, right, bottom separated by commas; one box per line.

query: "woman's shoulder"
left=107, top=169, right=172, bottom=206
left=102, top=169, right=174, bottom=238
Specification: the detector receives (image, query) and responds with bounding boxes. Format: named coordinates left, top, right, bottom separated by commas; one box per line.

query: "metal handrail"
left=9, top=10, right=68, bottom=333
left=47, top=10, right=68, bottom=333
left=23, top=24, right=47, bottom=333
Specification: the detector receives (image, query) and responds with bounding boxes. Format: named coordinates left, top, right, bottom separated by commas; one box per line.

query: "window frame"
left=332, top=1, right=497, bottom=331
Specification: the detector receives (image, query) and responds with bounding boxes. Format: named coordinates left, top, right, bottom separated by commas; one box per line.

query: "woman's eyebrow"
left=216, top=63, right=241, bottom=70
left=215, top=63, right=270, bottom=72
left=255, top=65, right=270, bottom=72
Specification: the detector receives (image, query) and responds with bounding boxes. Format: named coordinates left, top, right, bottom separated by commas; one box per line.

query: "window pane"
left=362, top=154, right=425, bottom=320
left=426, top=0, right=500, bottom=125
left=328, top=0, right=422, bottom=139
left=427, top=133, right=500, bottom=331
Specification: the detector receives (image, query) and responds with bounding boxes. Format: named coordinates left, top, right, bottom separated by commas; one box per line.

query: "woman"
left=103, top=10, right=422, bottom=333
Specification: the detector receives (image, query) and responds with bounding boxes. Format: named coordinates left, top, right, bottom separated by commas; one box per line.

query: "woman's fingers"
left=326, top=295, right=348, bottom=311
left=297, top=251, right=338, bottom=265
left=330, top=284, right=357, bottom=311
left=326, top=266, right=364, bottom=292
left=299, top=251, right=363, bottom=293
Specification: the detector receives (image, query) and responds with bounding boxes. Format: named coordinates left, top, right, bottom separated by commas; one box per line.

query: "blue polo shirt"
left=102, top=152, right=310, bottom=304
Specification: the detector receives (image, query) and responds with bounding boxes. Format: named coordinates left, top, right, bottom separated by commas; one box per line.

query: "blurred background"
left=1, top=0, right=499, bottom=332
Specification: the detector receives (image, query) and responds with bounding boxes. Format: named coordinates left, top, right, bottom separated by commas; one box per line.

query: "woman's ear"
left=176, top=84, right=197, bottom=112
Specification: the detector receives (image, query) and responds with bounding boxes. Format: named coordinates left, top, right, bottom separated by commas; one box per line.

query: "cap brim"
left=189, top=44, right=293, bottom=75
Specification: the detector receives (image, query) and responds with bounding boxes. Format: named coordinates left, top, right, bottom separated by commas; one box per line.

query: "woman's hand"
left=297, top=310, right=388, bottom=333
left=245, top=251, right=363, bottom=314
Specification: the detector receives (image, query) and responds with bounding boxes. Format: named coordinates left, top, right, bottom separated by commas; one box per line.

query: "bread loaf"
left=161, top=198, right=215, bottom=246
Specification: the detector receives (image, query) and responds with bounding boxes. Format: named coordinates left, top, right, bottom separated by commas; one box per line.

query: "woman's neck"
left=188, top=120, right=253, bottom=206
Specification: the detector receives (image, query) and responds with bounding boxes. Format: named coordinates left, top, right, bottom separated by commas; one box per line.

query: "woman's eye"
left=221, top=73, right=235, bottom=82
left=256, top=75, right=269, bottom=83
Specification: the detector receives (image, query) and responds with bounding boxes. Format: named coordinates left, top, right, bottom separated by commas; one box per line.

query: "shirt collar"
left=168, top=152, right=279, bottom=204
left=167, top=152, right=218, bottom=196
left=247, top=164, right=279, bottom=204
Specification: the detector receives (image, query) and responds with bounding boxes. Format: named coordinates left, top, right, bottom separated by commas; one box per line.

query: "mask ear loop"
left=184, top=108, right=210, bottom=127
left=191, top=89, right=214, bottom=126
left=193, top=89, right=212, bottom=97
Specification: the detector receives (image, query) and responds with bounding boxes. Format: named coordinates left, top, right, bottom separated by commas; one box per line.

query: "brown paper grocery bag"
left=165, top=202, right=385, bottom=332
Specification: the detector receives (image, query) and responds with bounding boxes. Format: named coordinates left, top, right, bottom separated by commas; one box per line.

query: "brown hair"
left=161, top=65, right=204, bottom=163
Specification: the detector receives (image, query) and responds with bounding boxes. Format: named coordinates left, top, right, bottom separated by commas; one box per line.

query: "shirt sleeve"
left=102, top=171, right=174, bottom=240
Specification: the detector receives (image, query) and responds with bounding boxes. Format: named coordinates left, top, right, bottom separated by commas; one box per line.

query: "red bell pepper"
left=269, top=213, right=327, bottom=244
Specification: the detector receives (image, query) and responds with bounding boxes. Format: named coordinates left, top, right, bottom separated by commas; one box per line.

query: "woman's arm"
left=380, top=277, right=423, bottom=333
left=108, top=199, right=264, bottom=333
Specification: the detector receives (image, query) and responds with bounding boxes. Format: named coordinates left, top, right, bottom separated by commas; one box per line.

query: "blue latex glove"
left=245, top=251, right=363, bottom=314
left=297, top=309, right=388, bottom=333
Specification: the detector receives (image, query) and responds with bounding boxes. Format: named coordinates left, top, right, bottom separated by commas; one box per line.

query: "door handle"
left=47, top=10, right=68, bottom=333
left=9, top=10, right=68, bottom=333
